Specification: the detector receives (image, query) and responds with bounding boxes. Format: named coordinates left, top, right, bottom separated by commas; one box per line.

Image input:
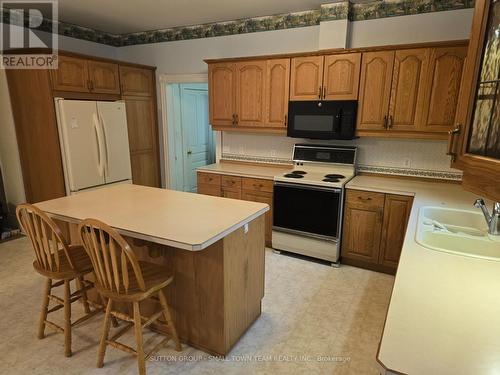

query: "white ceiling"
left=52, top=0, right=335, bottom=34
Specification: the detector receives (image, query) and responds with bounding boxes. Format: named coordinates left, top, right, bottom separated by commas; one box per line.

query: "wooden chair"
left=78, top=218, right=181, bottom=375
left=16, top=203, right=104, bottom=357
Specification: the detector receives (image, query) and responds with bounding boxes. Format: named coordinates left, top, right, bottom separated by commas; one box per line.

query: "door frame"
left=159, top=74, right=221, bottom=189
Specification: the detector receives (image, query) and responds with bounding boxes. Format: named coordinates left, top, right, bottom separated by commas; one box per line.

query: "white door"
left=180, top=84, right=214, bottom=192
left=56, top=99, right=105, bottom=192
left=96, top=101, right=132, bottom=184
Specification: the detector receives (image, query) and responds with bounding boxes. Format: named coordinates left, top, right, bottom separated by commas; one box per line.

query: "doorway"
left=164, top=82, right=215, bottom=192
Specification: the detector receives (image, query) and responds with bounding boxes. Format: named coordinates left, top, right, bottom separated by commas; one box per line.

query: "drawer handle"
left=254, top=183, right=264, bottom=188
left=358, top=196, right=372, bottom=201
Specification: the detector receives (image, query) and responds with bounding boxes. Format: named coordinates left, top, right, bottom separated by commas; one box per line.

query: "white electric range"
left=272, top=144, right=357, bottom=266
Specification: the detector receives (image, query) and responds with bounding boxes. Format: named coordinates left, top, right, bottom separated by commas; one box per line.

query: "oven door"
left=273, top=182, right=342, bottom=240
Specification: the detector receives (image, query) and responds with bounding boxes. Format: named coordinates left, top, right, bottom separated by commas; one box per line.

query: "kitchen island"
left=35, top=184, right=269, bottom=356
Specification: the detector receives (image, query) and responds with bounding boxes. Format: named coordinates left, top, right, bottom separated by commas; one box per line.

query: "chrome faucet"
left=473, top=199, right=500, bottom=236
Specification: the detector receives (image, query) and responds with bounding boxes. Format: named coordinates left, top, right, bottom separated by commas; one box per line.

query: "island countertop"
left=347, top=176, right=500, bottom=375
left=35, top=184, right=269, bottom=251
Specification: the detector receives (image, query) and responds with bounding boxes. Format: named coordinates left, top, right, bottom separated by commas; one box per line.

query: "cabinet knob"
left=318, top=86, right=322, bottom=99
left=383, top=116, right=388, bottom=129
left=187, top=150, right=192, bottom=155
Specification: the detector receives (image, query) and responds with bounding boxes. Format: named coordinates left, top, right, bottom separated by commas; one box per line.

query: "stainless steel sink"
left=416, top=206, right=500, bottom=261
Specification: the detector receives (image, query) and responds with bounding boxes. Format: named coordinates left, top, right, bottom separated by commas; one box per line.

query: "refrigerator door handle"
left=92, top=113, right=105, bottom=177
left=98, top=113, right=109, bottom=177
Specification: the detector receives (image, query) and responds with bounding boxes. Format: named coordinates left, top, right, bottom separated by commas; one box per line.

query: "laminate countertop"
left=197, top=161, right=291, bottom=180
left=346, top=175, right=500, bottom=375
left=35, top=184, right=269, bottom=251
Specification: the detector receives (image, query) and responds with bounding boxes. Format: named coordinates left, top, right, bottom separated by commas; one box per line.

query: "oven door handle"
left=274, top=181, right=342, bottom=193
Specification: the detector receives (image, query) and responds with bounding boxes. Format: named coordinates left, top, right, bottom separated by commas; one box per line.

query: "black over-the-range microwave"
left=287, top=100, right=357, bottom=140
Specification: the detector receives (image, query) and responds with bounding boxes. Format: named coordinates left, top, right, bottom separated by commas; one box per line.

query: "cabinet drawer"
left=197, top=172, right=221, bottom=186
left=242, top=177, right=273, bottom=193
left=221, top=175, right=242, bottom=189
left=197, top=183, right=221, bottom=197
left=346, top=190, right=385, bottom=209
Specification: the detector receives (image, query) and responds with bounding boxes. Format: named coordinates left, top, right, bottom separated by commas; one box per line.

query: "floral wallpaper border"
left=1, top=1, right=474, bottom=47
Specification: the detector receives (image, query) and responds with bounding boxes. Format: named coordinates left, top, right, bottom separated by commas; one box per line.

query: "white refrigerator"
left=55, top=98, right=132, bottom=195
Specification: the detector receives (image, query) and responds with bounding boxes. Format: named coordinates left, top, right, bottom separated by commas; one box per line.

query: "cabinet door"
left=264, top=59, right=290, bottom=128
left=208, top=62, right=236, bottom=127
left=119, top=66, right=154, bottom=96
left=50, top=55, right=89, bottom=92
left=290, top=56, right=324, bottom=100
left=357, top=51, right=395, bottom=130
left=341, top=190, right=385, bottom=264
left=420, top=46, right=467, bottom=132
left=222, top=188, right=242, bottom=199
left=241, top=190, right=273, bottom=247
left=235, top=61, right=266, bottom=127
left=123, top=97, right=160, bottom=187
left=387, top=49, right=429, bottom=131
left=88, top=61, right=120, bottom=94
left=379, top=194, right=413, bottom=270
left=323, top=53, right=361, bottom=100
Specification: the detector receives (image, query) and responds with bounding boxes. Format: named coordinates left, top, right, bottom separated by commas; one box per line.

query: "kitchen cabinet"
left=51, top=55, right=120, bottom=94
left=290, top=53, right=361, bottom=101
left=208, top=59, right=289, bottom=132
left=119, top=65, right=154, bottom=96
left=235, top=61, right=266, bottom=127
left=208, top=62, right=236, bottom=127
left=421, top=46, right=467, bottom=133
left=450, top=0, right=500, bottom=201
left=50, top=55, right=90, bottom=92
left=323, top=53, right=361, bottom=100
left=387, top=48, right=429, bottom=132
left=341, top=189, right=413, bottom=274
left=357, top=51, right=395, bottom=131
left=290, top=56, right=324, bottom=100
left=196, top=172, right=274, bottom=246
left=87, top=61, right=120, bottom=94
left=264, top=59, right=290, bottom=128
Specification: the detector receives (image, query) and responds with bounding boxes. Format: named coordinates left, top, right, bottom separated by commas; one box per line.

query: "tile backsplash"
left=220, top=133, right=463, bottom=180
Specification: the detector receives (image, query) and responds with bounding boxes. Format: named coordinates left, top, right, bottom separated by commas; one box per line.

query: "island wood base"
left=68, top=215, right=265, bottom=356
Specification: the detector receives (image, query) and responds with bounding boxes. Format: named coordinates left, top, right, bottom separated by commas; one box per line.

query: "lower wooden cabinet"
left=197, top=172, right=273, bottom=247
left=341, top=189, right=413, bottom=274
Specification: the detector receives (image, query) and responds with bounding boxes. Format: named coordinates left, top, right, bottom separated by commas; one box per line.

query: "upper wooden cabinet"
left=208, top=59, right=289, bottom=132
left=290, top=53, right=361, bottom=100
left=265, top=59, right=290, bottom=128
left=235, top=60, right=266, bottom=127
left=357, top=51, right=395, bottom=131
left=87, top=61, right=120, bottom=94
left=323, top=53, right=361, bottom=100
left=290, top=56, right=324, bottom=100
left=357, top=45, right=467, bottom=138
left=208, top=62, right=236, bottom=127
left=51, top=55, right=120, bottom=94
left=420, top=46, right=467, bottom=133
left=450, top=0, right=500, bottom=201
left=388, top=48, right=429, bottom=132
left=50, top=55, right=90, bottom=92
left=119, top=66, right=154, bottom=96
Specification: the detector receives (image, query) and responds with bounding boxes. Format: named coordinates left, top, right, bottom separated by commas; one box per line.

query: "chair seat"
left=33, top=245, right=93, bottom=279
left=96, top=261, right=174, bottom=302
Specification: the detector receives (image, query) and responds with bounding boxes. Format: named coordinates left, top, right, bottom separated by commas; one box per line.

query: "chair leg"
left=97, top=298, right=113, bottom=368
left=133, top=302, right=146, bottom=375
left=76, top=276, right=90, bottom=314
left=38, top=278, right=52, bottom=339
left=99, top=294, right=119, bottom=327
left=63, top=280, right=72, bottom=357
left=158, top=290, right=181, bottom=352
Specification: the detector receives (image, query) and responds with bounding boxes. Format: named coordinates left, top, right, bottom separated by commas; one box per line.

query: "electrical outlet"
left=238, top=146, right=244, bottom=155
left=270, top=149, right=277, bottom=157
left=403, top=158, right=412, bottom=168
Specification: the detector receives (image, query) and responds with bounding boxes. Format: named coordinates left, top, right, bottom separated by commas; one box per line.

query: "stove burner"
left=284, top=173, right=304, bottom=178
left=324, top=174, right=345, bottom=179
left=291, top=170, right=307, bottom=175
left=322, top=178, right=340, bottom=183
